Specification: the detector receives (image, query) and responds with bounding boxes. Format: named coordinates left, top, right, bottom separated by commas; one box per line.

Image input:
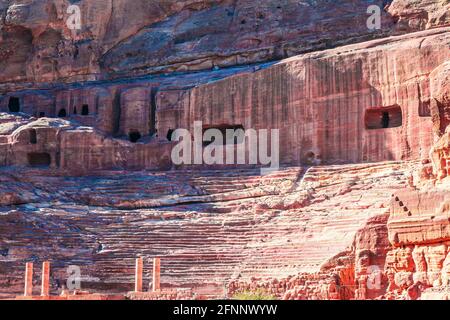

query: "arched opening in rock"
left=365, top=105, right=402, bottom=129
left=58, top=109, right=67, bottom=117
left=27, top=153, right=51, bottom=167
left=129, top=131, right=141, bottom=143
left=29, top=129, right=37, bottom=144
left=8, top=97, right=20, bottom=113
left=167, top=129, right=174, bottom=141
left=81, top=104, right=89, bottom=116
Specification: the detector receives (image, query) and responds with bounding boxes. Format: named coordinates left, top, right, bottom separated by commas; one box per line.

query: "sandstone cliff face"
left=2, top=28, right=449, bottom=170
left=2, top=0, right=450, bottom=301
left=1, top=0, right=449, bottom=86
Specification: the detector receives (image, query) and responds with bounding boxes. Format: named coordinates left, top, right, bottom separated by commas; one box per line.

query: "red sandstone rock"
left=2, top=28, right=450, bottom=170
left=1, top=0, right=449, bottom=86
left=2, top=0, right=450, bottom=302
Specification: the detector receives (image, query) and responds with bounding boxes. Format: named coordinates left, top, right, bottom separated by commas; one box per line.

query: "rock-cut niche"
left=365, top=105, right=402, bottom=130
left=27, top=153, right=51, bottom=167
left=8, top=97, right=20, bottom=113
left=202, top=124, right=245, bottom=146
left=29, top=129, right=37, bottom=144
left=58, top=109, right=67, bottom=117
left=81, top=104, right=89, bottom=116
left=129, top=131, right=141, bottom=143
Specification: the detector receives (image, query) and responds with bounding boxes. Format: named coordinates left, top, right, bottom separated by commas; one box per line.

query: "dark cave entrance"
left=365, top=105, right=402, bottom=130
left=202, top=124, right=245, bottom=146
left=27, top=153, right=51, bottom=167
left=58, top=109, right=67, bottom=117
left=8, top=97, right=20, bottom=113
left=129, top=131, right=142, bottom=143
left=81, top=104, right=89, bottom=116
left=419, top=100, right=431, bottom=117
left=29, top=129, right=37, bottom=144
left=381, top=112, right=390, bottom=128
left=166, top=129, right=174, bottom=141
left=150, top=87, right=158, bottom=136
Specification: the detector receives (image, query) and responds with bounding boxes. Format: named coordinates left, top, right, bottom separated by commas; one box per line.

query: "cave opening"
left=365, top=105, right=402, bottom=130
left=167, top=129, right=174, bottom=141
left=81, top=104, right=89, bottom=116
left=73, top=107, right=77, bottom=115
left=27, top=153, right=51, bottom=167
left=29, top=129, right=37, bottom=144
left=58, top=109, right=67, bottom=117
left=419, top=100, right=431, bottom=117
left=129, top=131, right=142, bottom=143
left=203, top=124, right=245, bottom=146
left=150, top=87, right=158, bottom=136
left=381, top=112, right=390, bottom=128
left=8, top=97, right=20, bottom=113
left=39, top=112, right=45, bottom=118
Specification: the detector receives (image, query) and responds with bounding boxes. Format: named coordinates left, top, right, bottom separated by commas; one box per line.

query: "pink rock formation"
left=2, top=0, right=450, bottom=301
left=2, top=0, right=450, bottom=86
left=2, top=27, right=450, bottom=171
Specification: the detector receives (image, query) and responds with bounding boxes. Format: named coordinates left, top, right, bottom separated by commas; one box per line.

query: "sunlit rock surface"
left=1, top=0, right=450, bottom=300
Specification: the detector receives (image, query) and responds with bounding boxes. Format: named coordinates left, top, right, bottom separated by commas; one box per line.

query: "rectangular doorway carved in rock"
left=27, top=153, right=51, bottom=167
left=419, top=100, right=431, bottom=117
left=365, top=105, right=402, bottom=130
left=8, top=97, right=20, bottom=113
left=202, top=124, right=245, bottom=145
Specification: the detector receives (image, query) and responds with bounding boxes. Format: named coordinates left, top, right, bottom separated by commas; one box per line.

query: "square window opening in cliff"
left=202, top=125, right=245, bottom=146
left=365, top=106, right=402, bottom=130
left=129, top=131, right=141, bottom=143
left=8, top=97, right=20, bottom=113
left=27, top=153, right=51, bottom=167
left=81, top=104, right=89, bottom=116
left=419, top=100, right=431, bottom=117
left=29, top=129, right=37, bottom=144
left=58, top=108, right=67, bottom=117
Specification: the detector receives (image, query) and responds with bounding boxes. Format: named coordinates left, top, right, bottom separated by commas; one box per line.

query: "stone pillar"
left=153, top=257, right=161, bottom=292
left=24, top=262, right=33, bottom=297
left=41, top=261, right=50, bottom=296
left=135, top=257, right=143, bottom=293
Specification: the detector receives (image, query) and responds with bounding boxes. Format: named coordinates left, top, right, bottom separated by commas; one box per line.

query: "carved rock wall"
left=1, top=28, right=449, bottom=171
left=158, top=28, right=450, bottom=165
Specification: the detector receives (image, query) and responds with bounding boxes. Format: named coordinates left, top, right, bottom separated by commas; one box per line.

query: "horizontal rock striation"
left=0, top=161, right=414, bottom=298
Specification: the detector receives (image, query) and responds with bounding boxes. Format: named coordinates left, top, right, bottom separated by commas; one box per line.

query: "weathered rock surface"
left=1, top=0, right=449, bottom=86
left=0, top=161, right=415, bottom=299
left=2, top=27, right=450, bottom=171
left=2, top=0, right=450, bottom=301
